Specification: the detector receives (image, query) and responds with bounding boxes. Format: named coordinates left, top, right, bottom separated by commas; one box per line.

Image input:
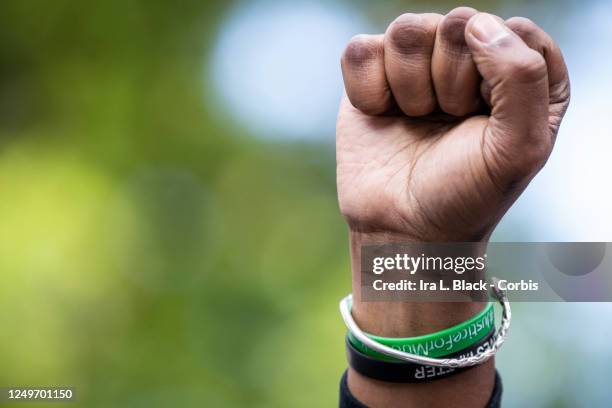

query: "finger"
left=505, top=17, right=571, bottom=131
left=480, top=80, right=492, bottom=107
left=477, top=15, right=506, bottom=109
left=384, top=13, right=441, bottom=116
left=432, top=7, right=481, bottom=116
left=341, top=34, right=393, bottom=115
left=465, top=13, right=550, bottom=178
left=475, top=14, right=506, bottom=109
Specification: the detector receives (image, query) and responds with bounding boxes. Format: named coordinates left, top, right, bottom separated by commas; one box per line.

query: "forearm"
left=337, top=5, right=569, bottom=406
left=347, top=230, right=496, bottom=408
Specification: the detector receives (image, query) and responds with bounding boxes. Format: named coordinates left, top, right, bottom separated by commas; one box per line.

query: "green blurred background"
left=1, top=0, right=612, bottom=407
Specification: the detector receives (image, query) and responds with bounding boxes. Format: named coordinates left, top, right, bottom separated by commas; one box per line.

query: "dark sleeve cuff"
left=339, top=369, right=503, bottom=408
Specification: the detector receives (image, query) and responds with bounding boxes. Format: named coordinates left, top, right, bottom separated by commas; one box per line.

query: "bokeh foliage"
left=0, top=1, right=349, bottom=406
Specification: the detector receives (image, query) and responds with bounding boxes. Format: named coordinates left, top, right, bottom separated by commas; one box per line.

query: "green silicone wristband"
left=348, top=302, right=494, bottom=361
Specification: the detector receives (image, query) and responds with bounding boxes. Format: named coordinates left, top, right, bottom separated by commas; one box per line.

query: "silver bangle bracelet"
left=339, top=278, right=512, bottom=368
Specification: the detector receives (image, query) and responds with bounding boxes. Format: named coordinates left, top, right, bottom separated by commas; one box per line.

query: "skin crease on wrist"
left=337, top=5, right=570, bottom=408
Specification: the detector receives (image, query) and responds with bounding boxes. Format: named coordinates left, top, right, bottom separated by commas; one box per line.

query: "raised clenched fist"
left=337, top=8, right=570, bottom=242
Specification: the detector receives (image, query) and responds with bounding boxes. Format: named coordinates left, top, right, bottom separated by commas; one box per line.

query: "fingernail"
left=470, top=14, right=510, bottom=44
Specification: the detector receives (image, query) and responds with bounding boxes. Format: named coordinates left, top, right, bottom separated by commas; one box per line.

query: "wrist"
left=348, top=229, right=489, bottom=337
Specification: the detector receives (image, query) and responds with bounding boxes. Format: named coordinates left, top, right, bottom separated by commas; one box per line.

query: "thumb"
left=465, top=13, right=551, bottom=181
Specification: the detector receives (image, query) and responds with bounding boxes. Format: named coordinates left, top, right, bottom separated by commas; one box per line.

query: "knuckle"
left=447, top=6, right=478, bottom=19
left=505, top=16, right=538, bottom=35
left=505, top=16, right=549, bottom=50
left=386, top=14, right=434, bottom=53
left=439, top=7, right=477, bottom=46
left=342, top=35, right=380, bottom=67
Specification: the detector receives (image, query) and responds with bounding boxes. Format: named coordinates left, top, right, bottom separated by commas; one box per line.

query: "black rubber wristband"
left=346, top=328, right=496, bottom=383
left=339, top=369, right=503, bottom=407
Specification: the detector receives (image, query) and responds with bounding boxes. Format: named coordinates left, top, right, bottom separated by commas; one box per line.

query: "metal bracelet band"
left=339, top=278, right=511, bottom=368
left=348, top=302, right=494, bottom=360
